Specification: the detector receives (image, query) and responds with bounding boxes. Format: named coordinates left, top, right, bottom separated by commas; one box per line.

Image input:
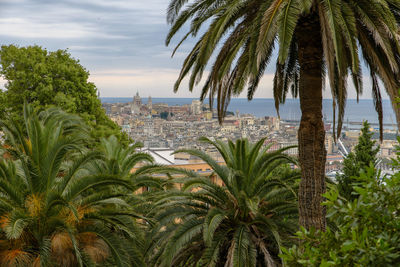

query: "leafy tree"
left=148, top=137, right=300, bottom=267
left=166, top=0, right=400, bottom=230
left=0, top=105, right=143, bottom=266
left=0, top=90, right=5, bottom=116
left=0, top=45, right=129, bottom=145
left=160, top=111, right=174, bottom=120
left=337, top=121, right=380, bottom=200
left=281, top=166, right=400, bottom=266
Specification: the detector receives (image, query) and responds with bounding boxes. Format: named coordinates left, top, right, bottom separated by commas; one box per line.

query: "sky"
left=0, top=0, right=387, bottom=99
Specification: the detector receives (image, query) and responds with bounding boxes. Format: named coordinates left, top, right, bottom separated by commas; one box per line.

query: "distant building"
left=147, top=96, right=152, bottom=110
left=110, top=105, right=120, bottom=114
left=325, top=134, right=337, bottom=154
left=204, top=111, right=213, bottom=121
left=133, top=91, right=142, bottom=105
left=169, top=105, right=190, bottom=115
left=153, top=103, right=169, bottom=114
left=191, top=100, right=202, bottom=115
left=131, top=91, right=142, bottom=114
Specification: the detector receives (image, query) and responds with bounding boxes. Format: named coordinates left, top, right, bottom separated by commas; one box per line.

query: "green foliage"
left=148, top=137, right=300, bottom=266
left=0, top=104, right=144, bottom=266
left=337, top=121, right=379, bottom=200
left=0, top=90, right=5, bottom=116
left=281, top=167, right=400, bottom=266
left=87, top=135, right=180, bottom=220
left=0, top=45, right=129, bottom=145
left=160, top=111, right=173, bottom=120
left=166, top=0, right=400, bottom=136
left=90, top=135, right=153, bottom=178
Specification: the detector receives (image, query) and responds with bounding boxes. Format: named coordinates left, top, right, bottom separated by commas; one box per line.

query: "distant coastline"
left=101, top=97, right=397, bottom=126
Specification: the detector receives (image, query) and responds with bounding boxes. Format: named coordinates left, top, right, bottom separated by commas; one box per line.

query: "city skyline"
left=0, top=0, right=390, bottom=100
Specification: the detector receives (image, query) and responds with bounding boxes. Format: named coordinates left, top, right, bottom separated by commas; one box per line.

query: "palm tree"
left=148, top=138, right=299, bottom=267
left=166, top=0, right=400, bottom=230
left=0, top=105, right=143, bottom=266
left=89, top=136, right=153, bottom=179
left=88, top=135, right=172, bottom=190
left=89, top=135, right=182, bottom=239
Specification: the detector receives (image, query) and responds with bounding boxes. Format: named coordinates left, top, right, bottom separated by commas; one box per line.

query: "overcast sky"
left=0, top=0, right=386, bottom=99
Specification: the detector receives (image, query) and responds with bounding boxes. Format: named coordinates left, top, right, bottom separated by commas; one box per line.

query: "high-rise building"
left=191, top=100, right=202, bottom=115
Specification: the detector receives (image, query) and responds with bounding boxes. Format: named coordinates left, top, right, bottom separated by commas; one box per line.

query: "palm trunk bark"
left=296, top=13, right=327, bottom=231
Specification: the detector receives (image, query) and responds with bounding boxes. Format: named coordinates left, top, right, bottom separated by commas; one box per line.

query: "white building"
left=191, top=100, right=202, bottom=115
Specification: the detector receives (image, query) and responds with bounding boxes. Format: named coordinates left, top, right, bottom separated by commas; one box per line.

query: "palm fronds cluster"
left=0, top=105, right=300, bottom=266
left=148, top=138, right=299, bottom=266
left=166, top=0, right=400, bottom=139
left=0, top=105, right=149, bottom=266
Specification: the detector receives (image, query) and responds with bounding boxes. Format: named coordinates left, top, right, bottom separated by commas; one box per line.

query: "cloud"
left=0, top=0, right=387, bottom=100
left=0, top=18, right=127, bottom=39
left=90, top=68, right=276, bottom=98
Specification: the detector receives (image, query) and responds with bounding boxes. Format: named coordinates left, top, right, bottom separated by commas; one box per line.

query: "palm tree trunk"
left=296, top=13, right=327, bottom=231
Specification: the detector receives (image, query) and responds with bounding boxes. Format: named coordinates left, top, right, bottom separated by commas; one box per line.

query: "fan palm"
left=0, top=105, right=143, bottom=266
left=166, top=0, right=400, bottom=230
left=149, top=137, right=299, bottom=267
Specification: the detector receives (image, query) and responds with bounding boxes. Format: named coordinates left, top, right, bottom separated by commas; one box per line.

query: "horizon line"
left=100, top=97, right=387, bottom=101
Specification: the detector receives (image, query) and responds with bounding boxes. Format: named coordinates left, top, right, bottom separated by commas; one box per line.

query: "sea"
left=101, top=97, right=398, bottom=128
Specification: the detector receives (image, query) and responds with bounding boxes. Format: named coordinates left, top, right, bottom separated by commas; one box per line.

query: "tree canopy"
left=166, top=0, right=400, bottom=231
left=0, top=104, right=142, bottom=266
left=166, top=0, right=400, bottom=135
left=149, top=137, right=300, bottom=266
left=0, top=45, right=129, bottom=145
left=282, top=166, right=400, bottom=266
left=337, top=121, right=379, bottom=200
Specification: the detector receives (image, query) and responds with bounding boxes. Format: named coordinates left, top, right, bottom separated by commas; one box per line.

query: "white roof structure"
left=142, top=148, right=175, bottom=165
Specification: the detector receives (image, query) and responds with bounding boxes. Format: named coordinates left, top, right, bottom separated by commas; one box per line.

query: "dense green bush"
left=281, top=165, right=400, bottom=266
left=148, top=138, right=300, bottom=267
left=0, top=45, right=130, bottom=145
left=0, top=105, right=144, bottom=266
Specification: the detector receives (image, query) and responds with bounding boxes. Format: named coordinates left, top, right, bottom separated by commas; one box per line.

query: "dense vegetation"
left=281, top=126, right=400, bottom=266
left=165, top=0, right=400, bottom=231
left=0, top=0, right=399, bottom=263
left=337, top=121, right=379, bottom=200
left=0, top=45, right=129, bottom=145
left=0, top=105, right=302, bottom=266
left=148, top=138, right=299, bottom=266
left=0, top=105, right=399, bottom=266
left=0, top=105, right=144, bottom=266
left=282, top=165, right=400, bottom=266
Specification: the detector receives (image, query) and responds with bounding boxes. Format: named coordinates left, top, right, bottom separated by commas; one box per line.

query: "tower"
left=131, top=91, right=142, bottom=114
left=133, top=91, right=142, bottom=106
left=147, top=96, right=152, bottom=110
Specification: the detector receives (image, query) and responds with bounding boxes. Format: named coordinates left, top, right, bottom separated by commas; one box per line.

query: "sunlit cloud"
left=89, top=68, right=276, bottom=98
